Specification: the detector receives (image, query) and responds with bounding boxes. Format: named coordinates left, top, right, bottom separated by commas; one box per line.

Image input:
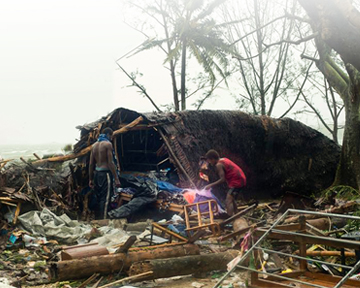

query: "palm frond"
left=164, top=42, right=182, bottom=63
left=194, top=0, right=229, bottom=21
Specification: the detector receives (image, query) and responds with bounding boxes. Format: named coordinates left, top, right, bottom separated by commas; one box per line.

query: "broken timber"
left=33, top=116, right=144, bottom=165
left=50, top=243, right=199, bottom=281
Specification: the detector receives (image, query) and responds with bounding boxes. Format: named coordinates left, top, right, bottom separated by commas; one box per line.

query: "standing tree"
left=298, top=0, right=360, bottom=189
left=126, top=0, right=237, bottom=110
left=300, top=73, right=344, bottom=144
left=220, top=0, right=312, bottom=117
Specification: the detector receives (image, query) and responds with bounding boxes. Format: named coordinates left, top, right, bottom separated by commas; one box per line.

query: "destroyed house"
left=71, top=108, right=340, bottom=198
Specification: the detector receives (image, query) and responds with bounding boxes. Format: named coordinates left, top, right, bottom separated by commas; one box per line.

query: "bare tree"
left=220, top=0, right=313, bottom=117
left=300, top=73, right=344, bottom=144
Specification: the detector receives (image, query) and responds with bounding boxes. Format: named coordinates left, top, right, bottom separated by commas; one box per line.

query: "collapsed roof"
left=74, top=107, right=340, bottom=197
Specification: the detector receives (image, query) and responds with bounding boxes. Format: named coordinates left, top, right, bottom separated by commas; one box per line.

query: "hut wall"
left=153, top=110, right=340, bottom=197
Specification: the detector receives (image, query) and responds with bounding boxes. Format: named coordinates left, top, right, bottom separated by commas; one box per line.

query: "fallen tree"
left=128, top=250, right=239, bottom=279
left=50, top=243, right=199, bottom=281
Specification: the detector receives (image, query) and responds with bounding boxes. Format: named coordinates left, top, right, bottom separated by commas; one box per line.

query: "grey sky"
left=0, top=0, right=342, bottom=146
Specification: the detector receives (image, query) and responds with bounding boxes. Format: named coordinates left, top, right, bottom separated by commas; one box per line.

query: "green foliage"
left=323, top=185, right=360, bottom=201
left=128, top=0, right=237, bottom=110
left=62, top=144, right=73, bottom=153
left=344, top=210, right=360, bottom=231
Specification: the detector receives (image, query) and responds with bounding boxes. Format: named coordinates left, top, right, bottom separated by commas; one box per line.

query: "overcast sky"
left=0, top=0, right=341, bottom=146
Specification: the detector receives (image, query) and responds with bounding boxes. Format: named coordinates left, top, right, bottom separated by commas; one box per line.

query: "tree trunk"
left=50, top=244, right=199, bottom=281
left=162, top=13, right=179, bottom=112
left=181, top=40, right=187, bottom=111
left=128, top=250, right=239, bottom=279
left=333, top=70, right=360, bottom=189
left=298, top=0, right=360, bottom=190
left=170, top=60, right=180, bottom=111
left=254, top=0, right=266, bottom=115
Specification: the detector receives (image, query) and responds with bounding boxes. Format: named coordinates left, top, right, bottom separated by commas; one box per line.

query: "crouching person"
left=204, top=150, right=246, bottom=216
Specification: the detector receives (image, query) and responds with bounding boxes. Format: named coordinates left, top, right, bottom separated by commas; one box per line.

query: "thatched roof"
left=74, top=108, right=340, bottom=197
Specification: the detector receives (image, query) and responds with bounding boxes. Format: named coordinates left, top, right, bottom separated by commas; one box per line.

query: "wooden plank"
left=13, top=202, right=22, bottom=224
left=218, top=224, right=255, bottom=242
left=1, top=201, right=17, bottom=207
left=304, top=271, right=360, bottom=287
left=299, top=216, right=308, bottom=271
left=152, top=222, right=188, bottom=242
left=0, top=197, right=19, bottom=202
left=0, top=187, right=16, bottom=193
left=220, top=204, right=257, bottom=227
left=273, top=223, right=301, bottom=231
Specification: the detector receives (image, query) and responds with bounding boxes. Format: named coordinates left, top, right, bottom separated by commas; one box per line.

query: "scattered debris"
left=1, top=108, right=360, bottom=287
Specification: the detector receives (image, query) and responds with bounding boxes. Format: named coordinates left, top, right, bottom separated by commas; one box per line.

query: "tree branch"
left=280, top=61, right=314, bottom=118
left=115, top=62, right=162, bottom=113
left=301, top=91, right=333, bottom=134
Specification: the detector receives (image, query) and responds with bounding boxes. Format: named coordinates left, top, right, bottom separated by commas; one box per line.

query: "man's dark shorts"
left=227, top=187, right=244, bottom=199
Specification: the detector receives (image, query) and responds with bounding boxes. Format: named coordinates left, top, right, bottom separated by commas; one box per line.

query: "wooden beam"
left=304, top=271, right=360, bottom=286
left=298, top=216, right=308, bottom=271
left=220, top=204, right=257, bottom=227
left=113, top=116, right=143, bottom=136
left=152, top=222, right=188, bottom=242
left=33, top=116, right=144, bottom=165
left=158, top=129, right=196, bottom=188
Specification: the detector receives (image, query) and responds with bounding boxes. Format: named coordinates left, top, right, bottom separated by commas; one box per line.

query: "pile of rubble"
left=1, top=158, right=360, bottom=288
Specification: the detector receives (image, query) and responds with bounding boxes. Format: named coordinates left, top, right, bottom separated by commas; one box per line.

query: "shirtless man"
left=204, top=150, right=246, bottom=216
left=89, top=127, right=121, bottom=219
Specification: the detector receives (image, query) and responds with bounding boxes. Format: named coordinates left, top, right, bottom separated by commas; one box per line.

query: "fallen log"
left=50, top=243, right=199, bottom=281
left=61, top=244, right=109, bottom=260
left=283, top=202, right=358, bottom=224
left=128, top=250, right=239, bottom=279
left=306, top=218, right=330, bottom=231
